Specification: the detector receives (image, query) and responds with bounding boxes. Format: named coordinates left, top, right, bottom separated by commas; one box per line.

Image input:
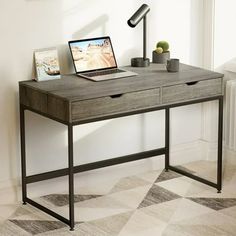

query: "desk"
left=19, top=63, right=224, bottom=230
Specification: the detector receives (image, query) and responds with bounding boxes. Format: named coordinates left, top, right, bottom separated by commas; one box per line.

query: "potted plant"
left=152, top=41, right=170, bottom=64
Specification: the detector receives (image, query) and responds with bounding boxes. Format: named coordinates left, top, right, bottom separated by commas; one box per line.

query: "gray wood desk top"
left=20, top=63, right=223, bottom=102
left=19, top=63, right=224, bottom=124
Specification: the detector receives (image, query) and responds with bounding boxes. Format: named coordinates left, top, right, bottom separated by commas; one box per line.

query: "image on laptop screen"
left=69, top=37, right=117, bottom=73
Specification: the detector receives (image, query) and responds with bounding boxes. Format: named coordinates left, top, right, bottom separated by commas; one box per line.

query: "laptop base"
left=77, top=70, right=138, bottom=82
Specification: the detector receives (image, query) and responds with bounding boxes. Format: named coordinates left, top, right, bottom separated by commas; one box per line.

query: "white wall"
left=214, top=0, right=236, bottom=68
left=0, top=0, right=205, bottom=189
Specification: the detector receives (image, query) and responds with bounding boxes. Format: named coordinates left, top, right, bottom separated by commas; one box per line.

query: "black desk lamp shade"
left=127, top=4, right=150, bottom=67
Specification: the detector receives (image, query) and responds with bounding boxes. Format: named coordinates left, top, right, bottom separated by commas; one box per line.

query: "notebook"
left=68, top=36, right=138, bottom=81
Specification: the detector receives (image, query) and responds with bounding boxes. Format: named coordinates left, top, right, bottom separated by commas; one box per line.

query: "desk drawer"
left=71, top=88, right=160, bottom=121
left=162, top=78, right=222, bottom=104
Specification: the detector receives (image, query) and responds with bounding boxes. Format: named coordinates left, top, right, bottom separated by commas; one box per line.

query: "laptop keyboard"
left=83, top=69, right=125, bottom=77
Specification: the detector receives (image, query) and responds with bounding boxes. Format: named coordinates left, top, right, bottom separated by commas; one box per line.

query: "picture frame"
left=34, top=47, right=61, bottom=81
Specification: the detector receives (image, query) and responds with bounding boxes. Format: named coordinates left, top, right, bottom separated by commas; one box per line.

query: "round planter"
left=152, top=51, right=170, bottom=64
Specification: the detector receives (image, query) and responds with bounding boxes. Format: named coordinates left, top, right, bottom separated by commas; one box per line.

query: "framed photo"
left=34, top=47, right=61, bottom=81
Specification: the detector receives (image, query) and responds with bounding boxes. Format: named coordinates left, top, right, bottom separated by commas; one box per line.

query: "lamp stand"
left=131, top=16, right=150, bottom=67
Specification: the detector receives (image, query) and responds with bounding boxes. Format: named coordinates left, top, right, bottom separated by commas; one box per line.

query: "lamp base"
left=131, top=57, right=150, bottom=67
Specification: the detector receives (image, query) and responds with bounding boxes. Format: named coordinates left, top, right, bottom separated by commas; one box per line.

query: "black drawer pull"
left=110, top=94, right=123, bottom=98
left=186, top=81, right=199, bottom=86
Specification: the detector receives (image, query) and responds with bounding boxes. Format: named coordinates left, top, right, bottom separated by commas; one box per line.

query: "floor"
left=1, top=160, right=236, bottom=236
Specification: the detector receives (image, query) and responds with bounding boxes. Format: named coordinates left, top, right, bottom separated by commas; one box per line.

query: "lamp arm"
left=143, top=15, right=147, bottom=60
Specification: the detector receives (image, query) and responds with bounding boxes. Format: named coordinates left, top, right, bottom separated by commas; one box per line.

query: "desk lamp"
left=127, top=4, right=150, bottom=67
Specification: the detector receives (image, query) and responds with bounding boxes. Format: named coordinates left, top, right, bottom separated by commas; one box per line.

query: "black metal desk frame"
left=20, top=94, right=223, bottom=231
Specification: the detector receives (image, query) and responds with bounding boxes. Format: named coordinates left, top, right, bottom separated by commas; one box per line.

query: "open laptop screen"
left=69, top=37, right=117, bottom=73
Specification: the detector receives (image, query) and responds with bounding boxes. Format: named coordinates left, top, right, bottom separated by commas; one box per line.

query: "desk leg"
left=68, top=124, right=75, bottom=231
left=165, top=108, right=170, bottom=171
left=217, top=97, right=223, bottom=193
left=20, top=105, right=27, bottom=204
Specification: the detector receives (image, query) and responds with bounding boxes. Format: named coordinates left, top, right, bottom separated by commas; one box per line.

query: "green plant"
left=155, top=41, right=169, bottom=53
left=155, top=47, right=163, bottom=54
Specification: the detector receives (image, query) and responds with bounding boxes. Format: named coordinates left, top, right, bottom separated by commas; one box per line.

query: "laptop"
left=68, top=36, right=138, bottom=81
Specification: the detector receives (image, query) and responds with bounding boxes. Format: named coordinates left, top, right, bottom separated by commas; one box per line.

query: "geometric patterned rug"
left=1, top=161, right=236, bottom=235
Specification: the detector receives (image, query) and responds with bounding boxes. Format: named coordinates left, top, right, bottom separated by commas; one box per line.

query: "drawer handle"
left=186, top=81, right=199, bottom=86
left=110, top=94, right=123, bottom=98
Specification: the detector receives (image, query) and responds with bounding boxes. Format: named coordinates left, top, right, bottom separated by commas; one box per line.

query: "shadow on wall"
left=72, top=14, right=109, bottom=39
left=73, top=115, right=146, bottom=166
left=119, top=48, right=141, bottom=67
left=10, top=94, right=19, bottom=180
left=25, top=111, right=68, bottom=175
left=0, top=68, right=21, bottom=192
left=25, top=112, right=149, bottom=175
left=62, top=0, right=97, bottom=17
left=57, top=15, right=109, bottom=74
left=189, top=0, right=204, bottom=67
